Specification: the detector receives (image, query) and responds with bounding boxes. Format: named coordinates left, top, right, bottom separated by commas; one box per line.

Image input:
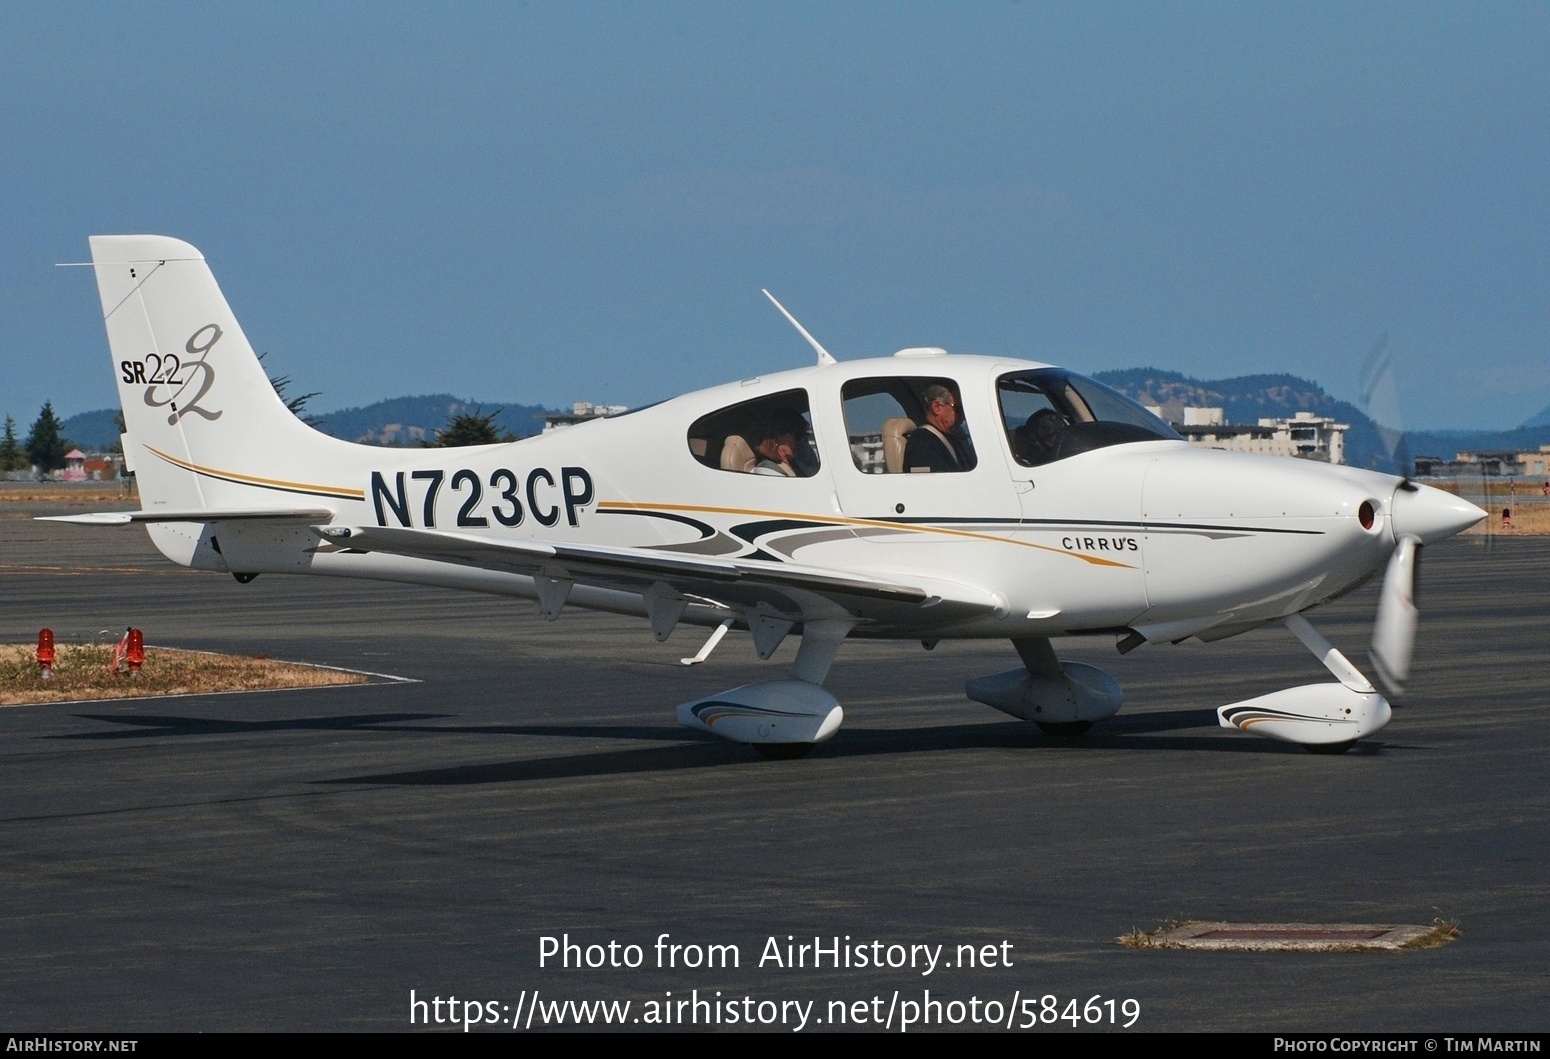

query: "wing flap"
left=317, top=525, right=992, bottom=615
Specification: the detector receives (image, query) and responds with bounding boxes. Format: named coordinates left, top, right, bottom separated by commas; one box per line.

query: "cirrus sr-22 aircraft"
left=52, top=235, right=1485, bottom=757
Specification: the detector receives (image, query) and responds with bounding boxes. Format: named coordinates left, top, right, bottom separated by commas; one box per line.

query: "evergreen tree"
left=433, top=408, right=516, bottom=446
left=0, top=416, right=24, bottom=472
left=25, top=402, right=69, bottom=472
left=257, top=352, right=322, bottom=425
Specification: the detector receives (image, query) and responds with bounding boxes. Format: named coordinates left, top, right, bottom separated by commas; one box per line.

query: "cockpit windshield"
left=997, top=368, right=1181, bottom=467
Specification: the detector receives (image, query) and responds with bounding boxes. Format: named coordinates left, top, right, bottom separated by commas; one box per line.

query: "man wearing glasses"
left=904, top=383, right=973, bottom=473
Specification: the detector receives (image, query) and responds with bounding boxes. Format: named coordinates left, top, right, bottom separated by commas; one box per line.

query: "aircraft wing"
left=316, top=524, right=1000, bottom=627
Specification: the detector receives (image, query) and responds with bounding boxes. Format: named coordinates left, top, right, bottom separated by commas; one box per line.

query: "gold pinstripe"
left=135, top=453, right=1134, bottom=569
left=145, top=445, right=366, bottom=500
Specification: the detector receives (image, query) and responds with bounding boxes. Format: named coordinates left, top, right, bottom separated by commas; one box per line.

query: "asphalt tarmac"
left=2, top=499, right=1546, bottom=1032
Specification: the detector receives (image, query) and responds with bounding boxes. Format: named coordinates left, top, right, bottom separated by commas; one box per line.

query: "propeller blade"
left=1358, top=331, right=1414, bottom=480
left=1370, top=535, right=1421, bottom=697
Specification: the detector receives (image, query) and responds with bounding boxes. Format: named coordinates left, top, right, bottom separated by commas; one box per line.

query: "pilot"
left=1014, top=408, right=1065, bottom=466
left=903, top=384, right=969, bottom=473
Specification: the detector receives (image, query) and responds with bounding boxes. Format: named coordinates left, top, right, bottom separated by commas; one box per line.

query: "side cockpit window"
left=840, top=377, right=976, bottom=473
left=998, top=369, right=1180, bottom=466
left=687, top=389, right=819, bottom=478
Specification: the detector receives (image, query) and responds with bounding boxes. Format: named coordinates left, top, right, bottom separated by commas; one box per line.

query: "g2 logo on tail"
left=121, top=323, right=224, bottom=426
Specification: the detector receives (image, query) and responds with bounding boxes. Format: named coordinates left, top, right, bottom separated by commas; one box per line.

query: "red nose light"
left=1359, top=501, right=1375, bottom=530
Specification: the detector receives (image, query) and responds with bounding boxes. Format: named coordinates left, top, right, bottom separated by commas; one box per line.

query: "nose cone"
left=1390, top=483, right=1485, bottom=544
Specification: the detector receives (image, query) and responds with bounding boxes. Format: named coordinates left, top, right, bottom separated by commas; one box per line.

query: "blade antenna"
left=762, top=290, right=837, bottom=366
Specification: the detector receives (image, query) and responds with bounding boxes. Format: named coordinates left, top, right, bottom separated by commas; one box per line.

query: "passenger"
left=752, top=418, right=799, bottom=477
left=903, top=384, right=969, bottom=472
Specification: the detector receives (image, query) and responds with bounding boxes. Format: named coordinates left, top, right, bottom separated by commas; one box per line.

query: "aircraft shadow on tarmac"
left=62, top=713, right=716, bottom=743
left=56, top=708, right=1394, bottom=788
left=58, top=712, right=454, bottom=739
left=314, top=708, right=1384, bottom=788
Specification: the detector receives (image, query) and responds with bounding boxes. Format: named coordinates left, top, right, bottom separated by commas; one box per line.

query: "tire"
left=1035, top=721, right=1094, bottom=737
left=755, top=743, right=815, bottom=760
left=1304, top=740, right=1356, bottom=755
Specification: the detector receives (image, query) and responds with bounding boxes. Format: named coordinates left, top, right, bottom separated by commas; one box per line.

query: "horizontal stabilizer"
left=41, top=507, right=335, bottom=526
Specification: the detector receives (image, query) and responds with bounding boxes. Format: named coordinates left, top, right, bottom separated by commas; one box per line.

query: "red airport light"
left=126, top=628, right=145, bottom=676
left=37, top=629, right=55, bottom=679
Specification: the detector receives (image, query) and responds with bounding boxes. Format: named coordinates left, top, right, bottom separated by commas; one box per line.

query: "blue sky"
left=3, top=3, right=1547, bottom=429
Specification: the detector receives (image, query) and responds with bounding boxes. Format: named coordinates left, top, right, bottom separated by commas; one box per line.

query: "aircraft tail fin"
left=88, top=235, right=353, bottom=512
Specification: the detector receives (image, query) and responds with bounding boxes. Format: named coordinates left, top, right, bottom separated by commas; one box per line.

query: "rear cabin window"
left=840, top=377, right=976, bottom=474
left=686, top=389, right=819, bottom=478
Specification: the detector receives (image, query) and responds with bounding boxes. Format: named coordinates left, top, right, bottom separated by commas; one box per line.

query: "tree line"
left=270, top=363, right=519, bottom=446
left=0, top=404, right=71, bottom=474
left=0, top=399, right=516, bottom=477
left=7, top=359, right=518, bottom=477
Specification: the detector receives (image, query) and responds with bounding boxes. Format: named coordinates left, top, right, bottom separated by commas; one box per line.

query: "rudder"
left=90, top=235, right=339, bottom=511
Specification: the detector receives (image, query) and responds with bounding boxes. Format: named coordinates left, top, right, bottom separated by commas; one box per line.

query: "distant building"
left=542, top=402, right=630, bottom=433
left=1417, top=447, right=1550, bottom=479
left=57, top=450, right=120, bottom=482
left=49, top=449, right=120, bottom=483
left=1270, top=411, right=1348, bottom=464
left=62, top=449, right=87, bottom=482
left=1171, top=408, right=1348, bottom=464
left=1518, top=444, right=1550, bottom=477
left=83, top=454, right=120, bottom=480
left=851, top=433, right=886, bottom=474
left=366, top=424, right=429, bottom=446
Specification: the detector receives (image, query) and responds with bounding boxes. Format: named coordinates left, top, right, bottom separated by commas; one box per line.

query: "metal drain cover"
left=1121, top=921, right=1458, bottom=951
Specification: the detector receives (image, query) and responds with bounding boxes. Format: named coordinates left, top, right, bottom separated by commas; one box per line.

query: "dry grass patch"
left=0, top=484, right=136, bottom=504
left=1423, top=480, right=1550, bottom=535
left=1118, top=919, right=1460, bottom=952
left=0, top=643, right=369, bottom=706
left=1117, top=922, right=1178, bottom=949
left=1398, top=922, right=1462, bottom=950
left=1465, top=502, right=1550, bottom=535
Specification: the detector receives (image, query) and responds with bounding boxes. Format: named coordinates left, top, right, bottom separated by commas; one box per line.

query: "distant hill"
left=59, top=409, right=121, bottom=451
left=311, top=394, right=559, bottom=445
left=1092, top=368, right=1550, bottom=471
left=54, top=397, right=561, bottom=452
left=1405, top=427, right=1550, bottom=461
left=54, top=380, right=1550, bottom=467
left=1091, top=368, right=1396, bottom=471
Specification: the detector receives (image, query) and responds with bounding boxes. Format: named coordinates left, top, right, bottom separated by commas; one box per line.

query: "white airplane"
left=52, top=235, right=1485, bottom=757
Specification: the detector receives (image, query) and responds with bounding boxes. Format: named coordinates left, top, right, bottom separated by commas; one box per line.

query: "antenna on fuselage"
left=762, top=289, right=837, bottom=366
